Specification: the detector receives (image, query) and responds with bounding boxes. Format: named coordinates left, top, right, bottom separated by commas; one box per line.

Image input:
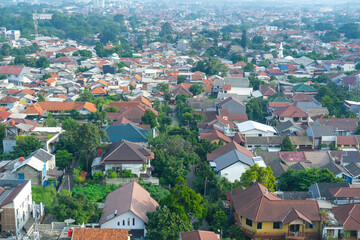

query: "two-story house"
left=100, top=181, right=158, bottom=239
left=231, top=183, right=321, bottom=240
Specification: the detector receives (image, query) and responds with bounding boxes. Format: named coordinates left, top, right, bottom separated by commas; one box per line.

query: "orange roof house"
left=92, top=87, right=107, bottom=95
left=22, top=102, right=97, bottom=115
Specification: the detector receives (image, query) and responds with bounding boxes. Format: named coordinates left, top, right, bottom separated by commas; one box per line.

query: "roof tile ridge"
left=254, top=195, right=265, bottom=222
left=103, top=140, right=126, bottom=161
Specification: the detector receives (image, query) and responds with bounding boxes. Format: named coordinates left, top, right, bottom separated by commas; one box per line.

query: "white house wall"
left=101, top=211, right=145, bottom=230
left=219, top=162, right=249, bottom=183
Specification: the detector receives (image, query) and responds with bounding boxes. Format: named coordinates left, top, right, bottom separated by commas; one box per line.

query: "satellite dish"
left=64, top=219, right=75, bottom=224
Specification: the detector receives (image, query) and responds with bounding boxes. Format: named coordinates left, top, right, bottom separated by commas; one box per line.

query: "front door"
left=290, top=224, right=300, bottom=233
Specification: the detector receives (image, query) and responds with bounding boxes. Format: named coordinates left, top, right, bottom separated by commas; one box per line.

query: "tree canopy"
left=11, top=136, right=43, bottom=159
left=279, top=168, right=343, bottom=191
left=238, top=164, right=276, bottom=192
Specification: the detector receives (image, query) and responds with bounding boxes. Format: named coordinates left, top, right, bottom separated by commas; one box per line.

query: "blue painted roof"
left=104, top=124, right=151, bottom=143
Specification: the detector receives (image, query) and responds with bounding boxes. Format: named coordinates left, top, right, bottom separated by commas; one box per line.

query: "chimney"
left=265, top=188, right=268, bottom=195
left=114, top=210, right=117, bottom=216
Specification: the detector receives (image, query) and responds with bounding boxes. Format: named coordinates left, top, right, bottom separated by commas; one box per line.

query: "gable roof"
left=214, top=149, right=254, bottom=171
left=207, top=141, right=254, bottom=161
left=332, top=204, right=360, bottom=230
left=199, top=129, right=232, bottom=143
left=317, top=118, right=358, bottom=132
left=0, top=111, right=11, bottom=121
left=0, top=65, right=24, bottom=75
left=273, top=105, right=308, bottom=118
left=181, top=230, right=220, bottom=240
left=0, top=180, right=29, bottom=207
left=237, top=120, right=277, bottom=134
left=330, top=188, right=360, bottom=198
left=101, top=140, right=154, bottom=165
left=231, top=183, right=320, bottom=223
left=293, top=84, right=317, bottom=92
left=219, top=96, right=245, bottom=107
left=104, top=124, right=151, bottom=143
left=100, top=181, right=158, bottom=225
left=22, top=102, right=97, bottom=115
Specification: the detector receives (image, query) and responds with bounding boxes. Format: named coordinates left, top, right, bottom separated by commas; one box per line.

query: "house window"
left=273, top=222, right=283, bottom=229
left=257, top=222, right=262, bottom=229
left=258, top=134, right=262, bottom=137
left=246, top=218, right=252, bottom=227
left=16, top=209, right=19, bottom=216
left=127, top=218, right=130, bottom=226
left=133, top=218, right=135, bottom=225
left=118, top=222, right=120, bottom=226
left=280, top=117, right=284, bottom=120
left=302, top=117, right=307, bottom=120
left=122, top=220, right=125, bottom=226
left=306, top=222, right=315, bottom=229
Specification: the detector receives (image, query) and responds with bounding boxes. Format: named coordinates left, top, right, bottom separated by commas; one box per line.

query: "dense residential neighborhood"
left=0, top=0, right=359, bottom=239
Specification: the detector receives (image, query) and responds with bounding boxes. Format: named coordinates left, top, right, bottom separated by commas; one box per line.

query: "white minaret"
left=278, top=42, right=284, bottom=59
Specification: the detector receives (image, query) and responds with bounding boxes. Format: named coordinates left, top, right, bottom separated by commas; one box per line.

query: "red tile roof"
left=337, top=136, right=358, bottom=146
left=22, top=102, right=97, bottom=115
left=330, top=188, right=360, bottom=198
left=279, top=151, right=309, bottom=163
left=72, top=228, right=129, bottom=240
left=231, top=183, right=320, bottom=223
left=200, top=129, right=232, bottom=143
left=181, top=230, right=220, bottom=240
left=332, top=204, right=360, bottom=231
left=0, top=110, right=11, bottom=121
left=57, top=46, right=77, bottom=53
left=0, top=65, right=24, bottom=75
left=100, top=181, right=158, bottom=225
left=273, top=105, right=308, bottom=118
left=0, top=96, right=18, bottom=104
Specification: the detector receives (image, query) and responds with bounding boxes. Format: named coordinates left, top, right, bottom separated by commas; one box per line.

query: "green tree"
left=146, top=207, right=192, bottom=240
left=279, top=168, right=343, bottom=191
left=78, top=123, right=107, bottom=170
left=162, top=177, right=205, bottom=222
left=11, top=136, right=43, bottom=159
left=77, top=88, right=95, bottom=102
left=43, top=113, right=58, bottom=127
left=177, top=75, right=187, bottom=84
left=192, top=58, right=228, bottom=77
left=241, top=29, right=247, bottom=49
left=0, top=123, right=6, bottom=151
left=38, top=94, right=46, bottom=102
left=55, top=150, right=73, bottom=168
left=189, top=84, right=204, bottom=96
left=238, top=164, right=276, bottom=192
left=141, top=110, right=158, bottom=128
left=280, top=136, right=296, bottom=151
left=42, top=73, right=51, bottom=80
left=52, top=190, right=101, bottom=224
left=36, top=56, right=50, bottom=69
left=227, top=225, right=245, bottom=240
left=356, top=63, right=360, bottom=71
left=62, top=117, right=79, bottom=131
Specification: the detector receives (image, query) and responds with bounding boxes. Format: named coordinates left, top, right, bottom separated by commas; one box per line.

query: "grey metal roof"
left=296, top=99, right=327, bottom=112
left=26, top=148, right=53, bottom=163
left=344, top=163, right=360, bottom=177
left=276, top=120, right=295, bottom=133
left=311, top=126, right=335, bottom=137
left=224, top=77, right=249, bottom=88
left=214, top=149, right=254, bottom=172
